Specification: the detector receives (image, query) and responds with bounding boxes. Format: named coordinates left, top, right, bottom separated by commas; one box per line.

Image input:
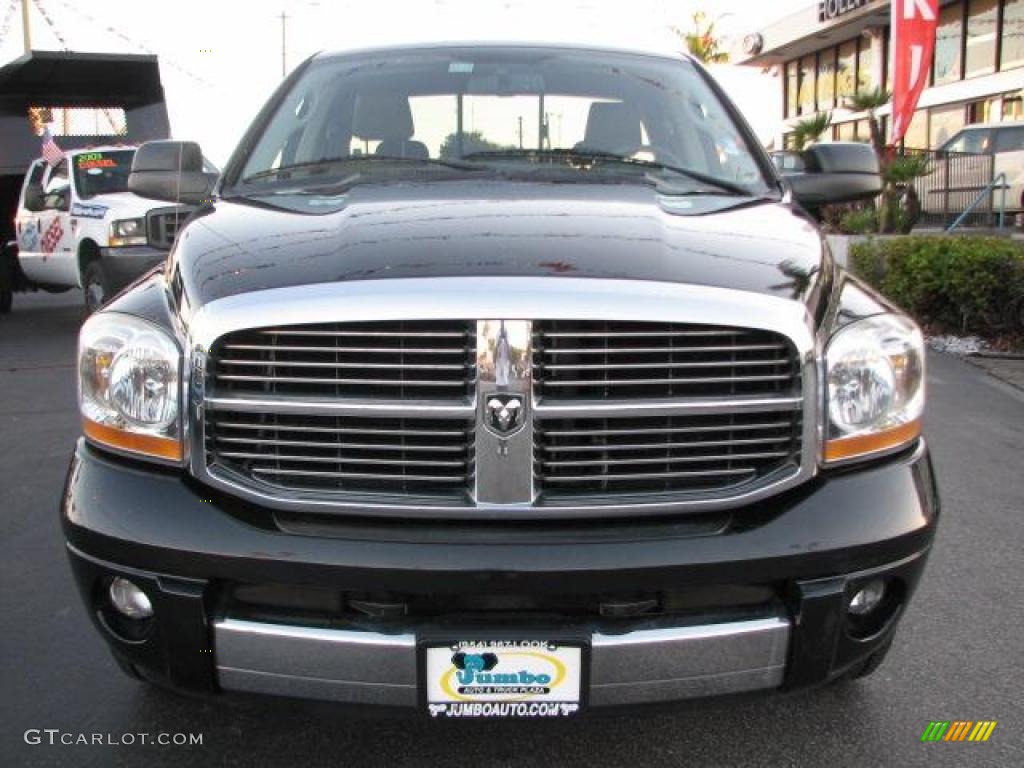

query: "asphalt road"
left=1, top=290, right=1022, bottom=768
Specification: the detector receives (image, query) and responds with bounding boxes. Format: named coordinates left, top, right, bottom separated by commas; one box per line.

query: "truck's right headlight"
left=109, top=218, right=147, bottom=247
left=78, top=312, right=182, bottom=462
left=823, top=314, right=925, bottom=464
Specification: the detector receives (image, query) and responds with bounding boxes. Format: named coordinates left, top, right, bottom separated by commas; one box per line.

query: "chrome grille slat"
left=544, top=359, right=791, bottom=371
left=540, top=330, right=745, bottom=338
left=542, top=452, right=790, bottom=468
left=542, top=421, right=794, bottom=438
left=544, top=469, right=757, bottom=483
left=211, top=421, right=468, bottom=438
left=222, top=345, right=468, bottom=356
left=219, top=360, right=467, bottom=371
left=215, top=374, right=469, bottom=387
left=218, top=451, right=467, bottom=468
left=543, top=437, right=793, bottom=453
left=541, top=344, right=788, bottom=355
left=541, top=374, right=794, bottom=387
left=258, top=330, right=468, bottom=338
left=212, top=320, right=475, bottom=401
left=251, top=468, right=467, bottom=484
left=215, top=436, right=468, bottom=452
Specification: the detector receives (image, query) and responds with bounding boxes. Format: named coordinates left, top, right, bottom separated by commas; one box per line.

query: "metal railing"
left=904, top=148, right=999, bottom=229
left=946, top=173, right=1008, bottom=233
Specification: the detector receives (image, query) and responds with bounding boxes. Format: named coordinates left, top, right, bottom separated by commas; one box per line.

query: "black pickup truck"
left=63, top=43, right=937, bottom=719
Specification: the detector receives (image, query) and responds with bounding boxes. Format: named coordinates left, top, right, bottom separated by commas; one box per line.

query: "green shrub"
left=850, top=235, right=1024, bottom=334
left=838, top=208, right=878, bottom=235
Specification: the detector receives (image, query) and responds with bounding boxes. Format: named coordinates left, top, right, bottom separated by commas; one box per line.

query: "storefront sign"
left=818, top=0, right=876, bottom=23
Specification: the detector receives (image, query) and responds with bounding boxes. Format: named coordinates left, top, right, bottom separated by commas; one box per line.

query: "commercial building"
left=735, top=0, right=1024, bottom=149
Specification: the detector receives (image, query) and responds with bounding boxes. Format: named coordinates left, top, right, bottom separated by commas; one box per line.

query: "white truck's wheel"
left=83, top=259, right=111, bottom=314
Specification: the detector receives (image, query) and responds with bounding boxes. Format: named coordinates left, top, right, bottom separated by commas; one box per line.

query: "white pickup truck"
left=9, top=146, right=192, bottom=312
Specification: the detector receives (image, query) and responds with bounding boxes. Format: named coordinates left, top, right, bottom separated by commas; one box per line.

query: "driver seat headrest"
left=578, top=102, right=642, bottom=154
left=352, top=92, right=415, bottom=141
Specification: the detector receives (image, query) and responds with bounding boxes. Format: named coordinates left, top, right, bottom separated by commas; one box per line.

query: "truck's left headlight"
left=109, top=218, right=147, bottom=247
left=824, top=313, right=925, bottom=464
left=78, top=312, right=182, bottom=462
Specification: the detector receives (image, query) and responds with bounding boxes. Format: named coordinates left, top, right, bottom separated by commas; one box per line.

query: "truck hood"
left=169, top=180, right=830, bottom=316
left=77, top=191, right=158, bottom=217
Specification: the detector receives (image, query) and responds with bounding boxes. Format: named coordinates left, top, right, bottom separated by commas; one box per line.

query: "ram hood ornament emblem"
left=486, top=394, right=524, bottom=435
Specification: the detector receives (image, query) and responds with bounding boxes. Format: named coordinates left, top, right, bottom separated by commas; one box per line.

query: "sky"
left=0, top=0, right=813, bottom=164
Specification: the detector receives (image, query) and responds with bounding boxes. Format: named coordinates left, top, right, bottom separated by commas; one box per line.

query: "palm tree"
left=844, top=87, right=890, bottom=157
left=791, top=111, right=833, bottom=150
left=673, top=12, right=730, bottom=64
left=843, top=88, right=929, bottom=233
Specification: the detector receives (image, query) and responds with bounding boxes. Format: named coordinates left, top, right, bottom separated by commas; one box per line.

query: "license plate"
left=423, top=640, right=584, bottom=718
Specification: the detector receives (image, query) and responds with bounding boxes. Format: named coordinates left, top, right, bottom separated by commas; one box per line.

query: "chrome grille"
left=533, top=321, right=800, bottom=400
left=205, top=410, right=474, bottom=499
left=146, top=206, right=191, bottom=250
left=211, top=321, right=476, bottom=400
left=536, top=410, right=802, bottom=497
left=194, top=281, right=814, bottom=518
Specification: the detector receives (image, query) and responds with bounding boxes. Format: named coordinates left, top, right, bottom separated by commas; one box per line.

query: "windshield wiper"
left=242, top=155, right=483, bottom=184
left=461, top=148, right=755, bottom=197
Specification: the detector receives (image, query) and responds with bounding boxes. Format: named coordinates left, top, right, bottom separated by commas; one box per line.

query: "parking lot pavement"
left=1, top=291, right=1022, bottom=768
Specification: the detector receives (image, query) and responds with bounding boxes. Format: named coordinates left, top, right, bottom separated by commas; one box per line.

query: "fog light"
left=109, top=577, right=153, bottom=619
left=848, top=579, right=886, bottom=616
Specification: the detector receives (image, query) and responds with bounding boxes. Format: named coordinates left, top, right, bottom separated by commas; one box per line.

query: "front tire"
left=82, top=259, right=111, bottom=314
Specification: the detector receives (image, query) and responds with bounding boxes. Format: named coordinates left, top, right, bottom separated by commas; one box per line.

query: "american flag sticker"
left=41, top=218, right=64, bottom=255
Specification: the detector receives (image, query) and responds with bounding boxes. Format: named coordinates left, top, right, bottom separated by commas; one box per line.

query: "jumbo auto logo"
left=441, top=644, right=567, bottom=700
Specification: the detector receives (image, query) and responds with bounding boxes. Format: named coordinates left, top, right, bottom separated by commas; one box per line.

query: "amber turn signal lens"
left=823, top=418, right=922, bottom=463
left=82, top=417, right=183, bottom=462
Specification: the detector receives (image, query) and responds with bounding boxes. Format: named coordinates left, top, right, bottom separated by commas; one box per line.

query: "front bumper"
left=63, top=438, right=939, bottom=710
left=99, top=246, right=167, bottom=292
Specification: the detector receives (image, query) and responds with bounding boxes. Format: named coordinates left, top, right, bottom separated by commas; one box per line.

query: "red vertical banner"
left=890, top=0, right=939, bottom=146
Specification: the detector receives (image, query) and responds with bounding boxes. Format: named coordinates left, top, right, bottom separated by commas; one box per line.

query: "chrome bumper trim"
left=215, top=615, right=789, bottom=707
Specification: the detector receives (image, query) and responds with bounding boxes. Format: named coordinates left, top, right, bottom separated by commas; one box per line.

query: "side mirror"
left=23, top=187, right=43, bottom=212
left=783, top=142, right=881, bottom=216
left=128, top=141, right=217, bottom=206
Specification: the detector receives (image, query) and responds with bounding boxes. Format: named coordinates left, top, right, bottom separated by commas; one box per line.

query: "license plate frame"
left=418, top=633, right=589, bottom=719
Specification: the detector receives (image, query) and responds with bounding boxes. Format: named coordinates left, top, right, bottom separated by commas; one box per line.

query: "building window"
left=965, top=0, right=999, bottom=77
left=785, top=61, right=799, bottom=118
left=1004, top=93, right=1023, bottom=120
left=837, top=121, right=857, bottom=141
left=934, top=1, right=964, bottom=84
left=967, top=96, right=999, bottom=122
left=817, top=49, right=837, bottom=110
left=856, top=35, right=875, bottom=91
left=798, top=55, right=816, bottom=115
left=1001, top=0, right=1024, bottom=70
left=904, top=109, right=930, bottom=149
left=837, top=39, right=859, bottom=102
left=930, top=104, right=966, bottom=148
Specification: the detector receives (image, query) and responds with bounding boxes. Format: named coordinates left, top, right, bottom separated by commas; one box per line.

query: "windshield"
left=73, top=150, right=135, bottom=197
left=230, top=47, right=772, bottom=196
